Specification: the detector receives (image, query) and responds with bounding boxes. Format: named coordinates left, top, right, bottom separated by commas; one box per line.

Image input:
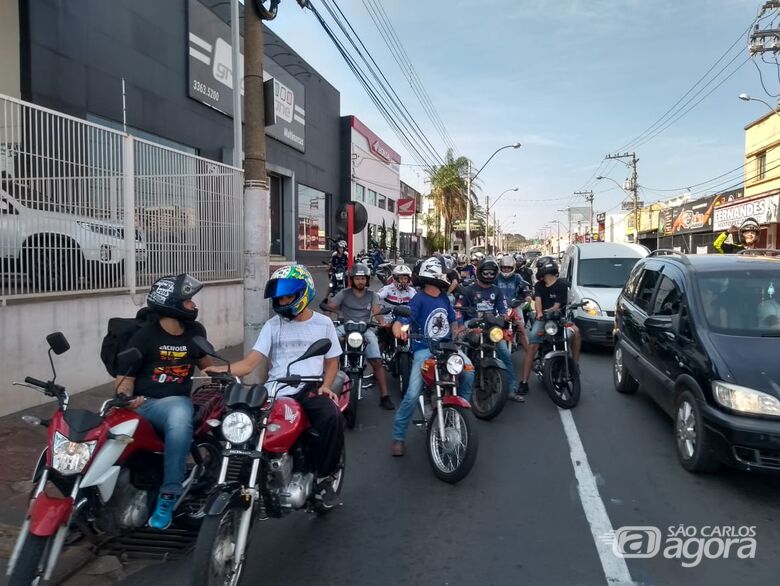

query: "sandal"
left=508, top=393, right=526, bottom=403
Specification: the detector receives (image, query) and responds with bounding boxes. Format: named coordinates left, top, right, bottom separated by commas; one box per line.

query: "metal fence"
left=0, top=93, right=243, bottom=303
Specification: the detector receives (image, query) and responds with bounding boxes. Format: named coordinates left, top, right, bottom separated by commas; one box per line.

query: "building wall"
left=0, top=283, right=242, bottom=417
left=744, top=112, right=780, bottom=199
left=0, top=0, right=20, bottom=98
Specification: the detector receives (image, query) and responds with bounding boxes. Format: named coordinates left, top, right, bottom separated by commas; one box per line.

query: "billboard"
left=397, top=198, right=416, bottom=216
left=712, top=193, right=780, bottom=231
left=667, top=195, right=717, bottom=235
left=187, top=0, right=306, bottom=152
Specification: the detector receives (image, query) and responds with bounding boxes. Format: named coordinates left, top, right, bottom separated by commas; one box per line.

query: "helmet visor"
left=264, top=277, right=306, bottom=299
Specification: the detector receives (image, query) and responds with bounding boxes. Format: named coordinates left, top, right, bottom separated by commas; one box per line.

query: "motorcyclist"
left=377, top=264, right=416, bottom=306
left=515, top=253, right=534, bottom=284
left=519, top=259, right=581, bottom=395
left=390, top=257, right=474, bottom=456
left=116, top=274, right=213, bottom=529
left=328, top=240, right=349, bottom=295
left=371, top=246, right=386, bottom=272
left=461, top=257, right=524, bottom=402
left=714, top=217, right=760, bottom=254
left=457, top=253, right=475, bottom=282
left=203, top=265, right=345, bottom=507
left=322, top=263, right=395, bottom=410
left=496, top=255, right=531, bottom=353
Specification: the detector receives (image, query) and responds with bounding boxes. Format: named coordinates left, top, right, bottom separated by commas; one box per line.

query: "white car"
left=560, top=242, right=649, bottom=345
left=0, top=183, right=146, bottom=291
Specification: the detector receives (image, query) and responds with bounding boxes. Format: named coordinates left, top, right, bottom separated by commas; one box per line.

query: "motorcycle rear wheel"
left=471, top=366, right=509, bottom=420
left=543, top=355, right=581, bottom=409
left=176, top=436, right=223, bottom=530
left=7, top=534, right=48, bottom=586
left=190, top=504, right=244, bottom=586
left=427, top=405, right=478, bottom=484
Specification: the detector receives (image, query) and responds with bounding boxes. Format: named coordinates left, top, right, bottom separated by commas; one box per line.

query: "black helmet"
left=477, top=257, right=499, bottom=284
left=740, top=217, right=760, bottom=235
left=537, top=259, right=559, bottom=279
left=350, top=263, right=370, bottom=279
left=147, top=274, right=203, bottom=321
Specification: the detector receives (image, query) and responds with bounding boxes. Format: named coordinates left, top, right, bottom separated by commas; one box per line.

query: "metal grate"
left=95, top=527, right=198, bottom=561
left=0, top=93, right=243, bottom=303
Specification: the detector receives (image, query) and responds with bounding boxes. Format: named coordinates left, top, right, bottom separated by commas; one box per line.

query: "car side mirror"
left=645, top=315, right=673, bottom=332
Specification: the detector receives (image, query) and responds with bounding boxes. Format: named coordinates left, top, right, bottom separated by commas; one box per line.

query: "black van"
left=613, top=250, right=780, bottom=473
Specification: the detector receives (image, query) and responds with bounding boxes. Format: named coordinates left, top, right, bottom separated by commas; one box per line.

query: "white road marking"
left=559, top=409, right=635, bottom=585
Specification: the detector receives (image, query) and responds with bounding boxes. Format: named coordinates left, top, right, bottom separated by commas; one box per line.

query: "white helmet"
left=418, top=257, right=450, bottom=289
left=392, top=264, right=413, bottom=278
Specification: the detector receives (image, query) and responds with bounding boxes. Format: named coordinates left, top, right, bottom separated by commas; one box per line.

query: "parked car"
left=0, top=181, right=146, bottom=291
left=560, top=242, right=648, bottom=345
left=613, top=250, right=780, bottom=473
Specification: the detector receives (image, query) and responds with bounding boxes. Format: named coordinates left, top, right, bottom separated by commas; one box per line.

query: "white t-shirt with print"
left=253, top=312, right=342, bottom=397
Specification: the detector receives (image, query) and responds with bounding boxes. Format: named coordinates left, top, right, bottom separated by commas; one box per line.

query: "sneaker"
left=380, top=395, right=395, bottom=410
left=391, top=440, right=405, bottom=457
left=508, top=393, right=525, bottom=403
left=315, top=480, right=342, bottom=508
left=149, top=493, right=175, bottom=530
left=517, top=381, right=530, bottom=395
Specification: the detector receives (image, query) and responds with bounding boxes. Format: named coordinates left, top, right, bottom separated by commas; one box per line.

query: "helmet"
left=147, top=274, right=203, bottom=321
left=514, top=253, right=526, bottom=268
left=264, top=264, right=316, bottom=320
left=477, top=257, right=499, bottom=284
left=456, top=254, right=468, bottom=267
left=392, top=264, right=412, bottom=279
left=336, top=240, right=347, bottom=251
left=418, top=257, right=450, bottom=289
left=440, top=254, right=456, bottom=272
left=740, top=217, right=760, bottom=235
left=537, top=259, right=559, bottom=279
left=535, top=255, right=554, bottom=269
left=498, top=255, right=515, bottom=275
left=350, top=263, right=371, bottom=279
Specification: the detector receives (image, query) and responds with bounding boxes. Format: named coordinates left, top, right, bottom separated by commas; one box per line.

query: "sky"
left=267, top=0, right=775, bottom=240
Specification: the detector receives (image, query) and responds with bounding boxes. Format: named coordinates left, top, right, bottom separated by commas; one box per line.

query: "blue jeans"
left=136, top=396, right=193, bottom=496
left=392, top=348, right=474, bottom=441
left=495, top=340, right=518, bottom=391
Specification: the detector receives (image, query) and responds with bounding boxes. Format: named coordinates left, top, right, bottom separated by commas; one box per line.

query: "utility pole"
left=605, top=152, right=639, bottom=242
left=485, top=193, right=490, bottom=254
left=573, top=191, right=595, bottom=237
left=465, top=160, right=472, bottom=253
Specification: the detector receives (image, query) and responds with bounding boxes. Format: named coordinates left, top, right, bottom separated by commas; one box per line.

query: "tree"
left=390, top=221, right=398, bottom=258
left=379, top=219, right=387, bottom=252
left=426, top=149, right=479, bottom=250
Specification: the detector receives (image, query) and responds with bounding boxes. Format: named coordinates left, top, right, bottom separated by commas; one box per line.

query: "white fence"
left=0, top=93, right=243, bottom=303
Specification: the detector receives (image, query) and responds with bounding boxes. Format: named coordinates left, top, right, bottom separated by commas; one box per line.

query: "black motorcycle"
left=381, top=312, right=412, bottom=396
left=462, top=307, right=511, bottom=420
left=533, top=301, right=586, bottom=409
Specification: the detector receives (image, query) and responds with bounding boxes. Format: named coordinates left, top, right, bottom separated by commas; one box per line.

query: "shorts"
left=336, top=325, right=381, bottom=360
left=528, top=320, right=545, bottom=345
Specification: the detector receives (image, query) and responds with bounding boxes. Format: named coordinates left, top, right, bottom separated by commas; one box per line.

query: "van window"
left=653, top=276, right=681, bottom=316
left=635, top=269, right=661, bottom=312
left=623, top=265, right=643, bottom=301
left=577, top=258, right=641, bottom=288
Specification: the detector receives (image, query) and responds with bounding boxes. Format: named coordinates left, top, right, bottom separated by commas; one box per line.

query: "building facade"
left=341, top=115, right=400, bottom=254
left=398, top=180, right=422, bottom=258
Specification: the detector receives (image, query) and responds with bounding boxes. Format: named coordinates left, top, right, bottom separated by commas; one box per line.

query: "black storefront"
left=18, top=0, right=341, bottom=265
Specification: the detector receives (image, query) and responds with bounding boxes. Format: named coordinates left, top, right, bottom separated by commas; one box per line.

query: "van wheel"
left=613, top=345, right=638, bottom=394
left=674, top=390, right=719, bottom=473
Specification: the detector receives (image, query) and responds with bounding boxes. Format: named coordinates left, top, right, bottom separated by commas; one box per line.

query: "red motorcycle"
left=6, top=333, right=224, bottom=586
left=189, top=337, right=349, bottom=586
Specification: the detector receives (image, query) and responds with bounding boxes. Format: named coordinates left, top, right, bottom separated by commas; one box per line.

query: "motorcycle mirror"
left=286, top=338, right=332, bottom=375
left=509, top=299, right=522, bottom=308
left=46, top=332, right=70, bottom=355
left=192, top=335, right=220, bottom=359
left=393, top=305, right=411, bottom=318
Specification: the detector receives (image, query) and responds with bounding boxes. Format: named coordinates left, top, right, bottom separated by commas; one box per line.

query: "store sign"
left=351, top=117, right=401, bottom=164
left=187, top=0, right=306, bottom=152
left=712, top=194, right=780, bottom=231
left=397, top=198, right=416, bottom=216
left=669, top=195, right=717, bottom=234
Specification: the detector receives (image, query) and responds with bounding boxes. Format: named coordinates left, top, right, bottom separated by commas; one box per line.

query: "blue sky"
left=268, top=0, right=773, bottom=239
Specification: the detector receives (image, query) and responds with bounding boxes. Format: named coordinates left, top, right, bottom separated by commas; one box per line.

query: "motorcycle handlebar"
left=24, top=376, right=48, bottom=389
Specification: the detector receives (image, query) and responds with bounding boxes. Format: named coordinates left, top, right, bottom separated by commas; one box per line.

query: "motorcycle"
left=532, top=301, right=586, bottom=409
left=189, top=337, right=348, bottom=586
left=7, top=333, right=224, bottom=586
left=380, top=307, right=412, bottom=397
left=328, top=270, right=347, bottom=297
left=393, top=306, right=479, bottom=484
left=461, top=307, right=511, bottom=420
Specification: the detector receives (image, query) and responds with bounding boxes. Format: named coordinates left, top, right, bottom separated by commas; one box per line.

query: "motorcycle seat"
left=191, top=385, right=224, bottom=426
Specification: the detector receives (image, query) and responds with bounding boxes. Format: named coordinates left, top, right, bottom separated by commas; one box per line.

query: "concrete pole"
left=464, top=160, right=472, bottom=253
left=485, top=194, right=490, bottom=254
left=231, top=0, right=242, bottom=168
left=243, top=3, right=270, bottom=381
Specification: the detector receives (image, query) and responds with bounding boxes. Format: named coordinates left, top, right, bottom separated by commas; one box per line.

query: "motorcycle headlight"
left=713, top=381, right=780, bottom=417
left=336, top=273, right=344, bottom=279
left=221, top=411, right=255, bottom=444
left=446, top=354, right=465, bottom=375
left=544, top=321, right=559, bottom=336
left=582, top=298, right=602, bottom=317
left=51, top=432, right=97, bottom=476
left=489, top=327, right=504, bottom=343
left=347, top=332, right=364, bottom=348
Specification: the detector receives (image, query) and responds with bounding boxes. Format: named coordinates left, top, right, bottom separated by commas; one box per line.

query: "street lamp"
left=486, top=187, right=518, bottom=254
left=465, top=143, right=522, bottom=252
left=738, top=93, right=780, bottom=115
left=550, top=219, right=563, bottom=255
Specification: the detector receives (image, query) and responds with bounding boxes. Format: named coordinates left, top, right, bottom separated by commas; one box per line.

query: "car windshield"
left=577, top=258, right=639, bottom=288
left=697, top=268, right=780, bottom=336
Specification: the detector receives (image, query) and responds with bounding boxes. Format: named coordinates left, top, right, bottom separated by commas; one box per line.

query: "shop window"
left=298, top=184, right=326, bottom=251
left=378, top=195, right=386, bottom=210
left=367, top=189, right=377, bottom=206
left=757, top=152, right=767, bottom=181
left=387, top=199, right=395, bottom=213
left=355, top=184, right=364, bottom=202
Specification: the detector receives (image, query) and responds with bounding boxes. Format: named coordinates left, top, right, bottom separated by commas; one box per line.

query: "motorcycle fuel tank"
left=264, top=397, right=310, bottom=453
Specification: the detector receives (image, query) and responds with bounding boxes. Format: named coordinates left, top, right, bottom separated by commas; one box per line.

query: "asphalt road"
left=115, top=345, right=780, bottom=586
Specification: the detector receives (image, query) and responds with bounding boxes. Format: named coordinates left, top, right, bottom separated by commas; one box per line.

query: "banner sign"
left=668, top=195, right=717, bottom=235
left=713, top=193, right=780, bottom=231
left=187, top=0, right=306, bottom=152
left=397, top=198, right=416, bottom=216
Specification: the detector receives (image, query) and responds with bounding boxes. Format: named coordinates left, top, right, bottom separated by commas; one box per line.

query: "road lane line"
left=559, top=409, right=634, bottom=586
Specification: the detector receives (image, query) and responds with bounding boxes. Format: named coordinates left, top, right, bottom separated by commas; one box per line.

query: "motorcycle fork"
left=433, top=367, right=446, bottom=439
left=42, top=477, right=81, bottom=581
left=232, top=427, right=266, bottom=575
left=7, top=469, right=50, bottom=576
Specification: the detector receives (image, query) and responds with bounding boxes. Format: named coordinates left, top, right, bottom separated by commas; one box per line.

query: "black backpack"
left=100, top=308, right=157, bottom=377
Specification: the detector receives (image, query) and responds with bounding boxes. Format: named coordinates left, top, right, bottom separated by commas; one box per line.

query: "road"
left=115, top=346, right=780, bottom=586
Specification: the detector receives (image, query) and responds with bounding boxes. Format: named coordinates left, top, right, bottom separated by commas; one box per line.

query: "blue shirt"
left=463, top=283, right=507, bottom=317
left=496, top=274, right=531, bottom=305
left=399, top=290, right=457, bottom=353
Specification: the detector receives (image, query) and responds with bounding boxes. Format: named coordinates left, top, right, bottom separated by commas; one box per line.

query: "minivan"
left=560, top=242, right=648, bottom=345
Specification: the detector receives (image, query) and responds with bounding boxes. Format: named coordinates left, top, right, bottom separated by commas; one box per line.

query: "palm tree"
left=426, top=149, right=479, bottom=249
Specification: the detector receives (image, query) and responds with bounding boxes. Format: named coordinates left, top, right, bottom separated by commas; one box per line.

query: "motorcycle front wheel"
left=7, top=534, right=48, bottom=586
left=344, top=374, right=361, bottom=429
left=190, top=504, right=245, bottom=586
left=471, top=366, right=509, bottom=420
left=427, top=405, right=478, bottom=484
left=543, top=355, right=581, bottom=408
left=397, top=353, right=412, bottom=398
